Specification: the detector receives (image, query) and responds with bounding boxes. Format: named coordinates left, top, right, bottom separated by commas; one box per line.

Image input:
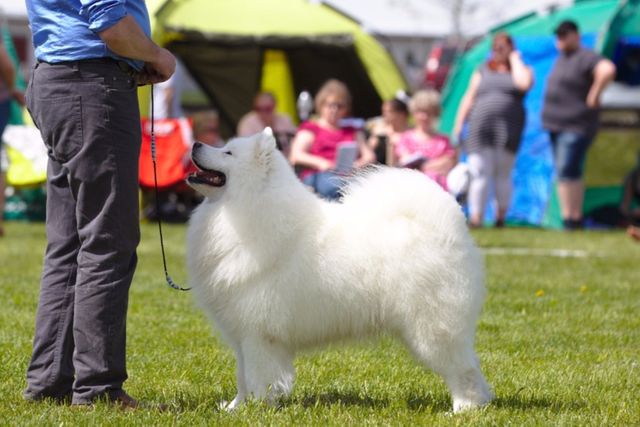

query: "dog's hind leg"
left=404, top=330, right=493, bottom=413
left=241, top=335, right=295, bottom=405
left=439, top=347, right=493, bottom=413
left=222, top=345, right=248, bottom=411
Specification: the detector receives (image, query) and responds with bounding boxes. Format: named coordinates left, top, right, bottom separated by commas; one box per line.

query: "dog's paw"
left=452, top=394, right=493, bottom=413
left=219, top=394, right=245, bottom=412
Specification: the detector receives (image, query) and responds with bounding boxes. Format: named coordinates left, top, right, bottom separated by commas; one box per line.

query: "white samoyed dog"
left=186, top=128, right=493, bottom=412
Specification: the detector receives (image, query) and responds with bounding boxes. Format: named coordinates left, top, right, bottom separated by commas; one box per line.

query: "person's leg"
left=558, top=180, right=584, bottom=224
left=68, top=61, right=141, bottom=404
left=0, top=99, right=11, bottom=236
left=23, top=64, right=78, bottom=401
left=0, top=171, right=5, bottom=237
left=551, top=131, right=592, bottom=229
left=493, top=147, right=516, bottom=227
left=467, top=148, right=494, bottom=227
left=23, top=60, right=141, bottom=404
left=24, top=158, right=78, bottom=402
left=303, top=171, right=342, bottom=200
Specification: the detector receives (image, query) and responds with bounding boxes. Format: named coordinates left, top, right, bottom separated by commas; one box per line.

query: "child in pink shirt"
left=395, top=89, right=456, bottom=190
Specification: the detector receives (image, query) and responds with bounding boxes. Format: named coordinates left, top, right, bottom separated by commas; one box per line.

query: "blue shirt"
left=26, top=0, right=151, bottom=71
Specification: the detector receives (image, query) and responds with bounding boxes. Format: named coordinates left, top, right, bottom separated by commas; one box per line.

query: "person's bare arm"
left=423, top=152, right=457, bottom=175
left=0, top=43, right=15, bottom=90
left=509, top=51, right=534, bottom=92
left=0, top=43, right=24, bottom=105
left=452, top=71, right=482, bottom=138
left=98, top=15, right=175, bottom=84
left=586, top=58, right=616, bottom=108
left=289, top=129, right=333, bottom=171
left=354, top=131, right=376, bottom=168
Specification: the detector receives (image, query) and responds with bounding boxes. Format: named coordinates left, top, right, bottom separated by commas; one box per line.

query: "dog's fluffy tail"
left=341, top=167, right=468, bottom=236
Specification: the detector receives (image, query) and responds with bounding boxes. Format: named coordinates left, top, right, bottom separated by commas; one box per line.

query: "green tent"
left=439, top=0, right=640, bottom=228
left=602, top=0, right=640, bottom=59
left=145, top=0, right=408, bottom=138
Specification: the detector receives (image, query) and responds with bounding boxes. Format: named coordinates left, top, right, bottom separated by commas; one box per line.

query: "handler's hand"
left=11, top=89, right=25, bottom=106
left=138, top=48, right=176, bottom=86
left=317, top=158, right=334, bottom=172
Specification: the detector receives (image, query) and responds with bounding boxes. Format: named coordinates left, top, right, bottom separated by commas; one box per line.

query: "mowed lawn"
left=1, top=221, right=638, bottom=426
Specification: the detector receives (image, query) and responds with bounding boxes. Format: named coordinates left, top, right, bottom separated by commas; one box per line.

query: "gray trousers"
left=24, top=59, right=141, bottom=404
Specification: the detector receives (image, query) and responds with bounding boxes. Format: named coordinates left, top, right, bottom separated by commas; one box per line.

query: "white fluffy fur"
left=186, top=129, right=493, bottom=412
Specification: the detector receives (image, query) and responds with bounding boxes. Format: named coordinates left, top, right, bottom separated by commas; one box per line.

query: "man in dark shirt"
left=542, top=20, right=616, bottom=230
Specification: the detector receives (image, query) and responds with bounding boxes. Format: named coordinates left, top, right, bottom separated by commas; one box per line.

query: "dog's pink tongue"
left=195, top=170, right=225, bottom=186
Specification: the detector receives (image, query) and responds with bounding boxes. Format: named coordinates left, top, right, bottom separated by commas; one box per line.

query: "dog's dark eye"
left=224, top=151, right=232, bottom=156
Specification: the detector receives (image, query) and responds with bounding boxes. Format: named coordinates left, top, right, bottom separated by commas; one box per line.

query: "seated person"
left=395, top=89, right=456, bottom=190
left=366, top=92, right=410, bottom=166
left=237, top=91, right=296, bottom=156
left=192, top=109, right=224, bottom=147
left=289, top=79, right=376, bottom=200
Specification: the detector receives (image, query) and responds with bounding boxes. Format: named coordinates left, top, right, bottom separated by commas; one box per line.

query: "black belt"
left=38, top=57, right=139, bottom=77
left=113, top=60, right=139, bottom=77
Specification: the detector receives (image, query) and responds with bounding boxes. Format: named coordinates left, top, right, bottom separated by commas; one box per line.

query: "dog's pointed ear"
left=254, top=128, right=277, bottom=166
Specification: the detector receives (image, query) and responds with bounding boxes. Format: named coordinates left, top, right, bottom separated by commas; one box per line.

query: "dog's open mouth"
left=188, top=159, right=226, bottom=187
left=188, top=170, right=226, bottom=187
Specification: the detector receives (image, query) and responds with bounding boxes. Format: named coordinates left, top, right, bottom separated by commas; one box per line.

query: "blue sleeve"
left=80, top=0, right=128, bottom=33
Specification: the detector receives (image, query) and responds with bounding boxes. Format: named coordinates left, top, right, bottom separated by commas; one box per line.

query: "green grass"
left=1, top=222, right=639, bottom=426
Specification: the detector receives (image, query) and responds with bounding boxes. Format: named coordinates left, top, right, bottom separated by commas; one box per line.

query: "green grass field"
left=1, top=222, right=639, bottom=426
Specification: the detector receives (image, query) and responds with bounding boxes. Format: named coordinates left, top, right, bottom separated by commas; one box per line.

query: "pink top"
left=396, top=130, right=455, bottom=189
left=297, top=121, right=357, bottom=178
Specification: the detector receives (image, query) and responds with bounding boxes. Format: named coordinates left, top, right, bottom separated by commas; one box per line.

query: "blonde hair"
left=409, top=89, right=441, bottom=117
left=314, top=79, right=352, bottom=114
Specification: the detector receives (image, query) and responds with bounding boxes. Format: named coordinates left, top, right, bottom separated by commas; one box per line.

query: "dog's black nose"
left=192, top=141, right=203, bottom=152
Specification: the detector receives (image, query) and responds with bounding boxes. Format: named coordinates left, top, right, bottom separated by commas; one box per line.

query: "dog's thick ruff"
left=187, top=129, right=493, bottom=412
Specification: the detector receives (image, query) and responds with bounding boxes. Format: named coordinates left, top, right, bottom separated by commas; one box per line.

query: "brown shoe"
left=72, top=390, right=168, bottom=411
left=110, top=391, right=141, bottom=410
left=110, top=391, right=169, bottom=411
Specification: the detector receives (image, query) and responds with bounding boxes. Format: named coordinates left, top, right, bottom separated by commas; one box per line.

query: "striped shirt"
left=464, top=64, right=526, bottom=154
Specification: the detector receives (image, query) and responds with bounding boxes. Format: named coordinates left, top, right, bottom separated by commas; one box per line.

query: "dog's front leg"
left=241, top=335, right=295, bottom=405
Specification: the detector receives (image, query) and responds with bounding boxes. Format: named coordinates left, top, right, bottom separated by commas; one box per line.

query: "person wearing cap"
left=23, top=0, right=176, bottom=409
left=542, top=20, right=616, bottom=230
